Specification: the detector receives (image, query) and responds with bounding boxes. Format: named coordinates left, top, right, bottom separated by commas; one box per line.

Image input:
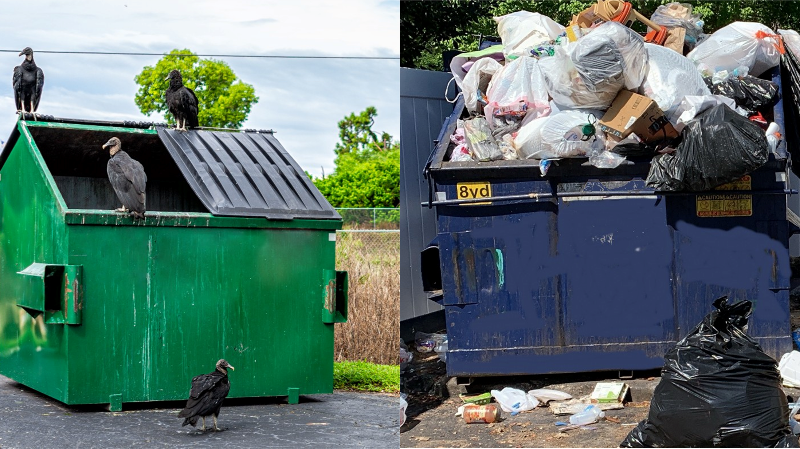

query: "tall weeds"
left=334, top=231, right=399, bottom=365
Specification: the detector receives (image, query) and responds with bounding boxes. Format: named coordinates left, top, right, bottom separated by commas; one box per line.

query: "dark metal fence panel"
left=400, top=68, right=456, bottom=321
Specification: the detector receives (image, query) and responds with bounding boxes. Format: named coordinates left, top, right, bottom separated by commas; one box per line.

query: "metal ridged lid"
left=157, top=129, right=339, bottom=220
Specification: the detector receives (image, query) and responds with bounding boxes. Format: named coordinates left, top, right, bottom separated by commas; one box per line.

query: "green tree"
left=402, top=1, right=800, bottom=71
left=315, top=108, right=400, bottom=208
left=134, top=49, right=259, bottom=128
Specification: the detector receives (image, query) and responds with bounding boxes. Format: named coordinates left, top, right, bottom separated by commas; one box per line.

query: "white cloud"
left=0, top=0, right=399, bottom=177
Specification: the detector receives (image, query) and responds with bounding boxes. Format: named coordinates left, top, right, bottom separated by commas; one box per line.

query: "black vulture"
left=178, top=359, right=235, bottom=431
left=102, top=137, right=147, bottom=219
left=165, top=70, right=199, bottom=132
left=12, top=47, right=44, bottom=119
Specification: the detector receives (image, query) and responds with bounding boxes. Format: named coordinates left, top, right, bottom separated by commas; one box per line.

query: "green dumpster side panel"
left=0, top=125, right=70, bottom=403
left=65, top=224, right=337, bottom=404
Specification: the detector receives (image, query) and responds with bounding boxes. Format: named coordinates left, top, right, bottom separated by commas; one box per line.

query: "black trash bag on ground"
left=620, top=297, right=799, bottom=448
left=646, top=103, right=768, bottom=191
left=704, top=75, right=780, bottom=114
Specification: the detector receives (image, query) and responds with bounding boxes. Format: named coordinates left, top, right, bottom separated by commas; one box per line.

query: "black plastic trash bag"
left=704, top=75, right=780, bottom=114
left=620, top=297, right=799, bottom=448
left=646, top=103, right=768, bottom=191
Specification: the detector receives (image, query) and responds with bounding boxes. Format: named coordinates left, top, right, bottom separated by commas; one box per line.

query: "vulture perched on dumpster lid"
left=103, top=137, right=147, bottom=219
left=179, top=359, right=235, bottom=432
left=165, top=70, right=199, bottom=132
left=13, top=47, right=44, bottom=119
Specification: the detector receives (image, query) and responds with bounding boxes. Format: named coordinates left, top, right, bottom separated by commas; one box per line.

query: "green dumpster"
left=0, top=117, right=347, bottom=411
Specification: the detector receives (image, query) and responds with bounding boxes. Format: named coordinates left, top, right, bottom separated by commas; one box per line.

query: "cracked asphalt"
left=0, top=375, right=398, bottom=448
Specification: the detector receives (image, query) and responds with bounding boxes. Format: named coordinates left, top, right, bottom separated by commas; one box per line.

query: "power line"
left=0, top=49, right=399, bottom=60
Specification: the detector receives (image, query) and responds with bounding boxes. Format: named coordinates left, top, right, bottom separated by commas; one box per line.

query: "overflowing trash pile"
left=446, top=0, right=788, bottom=190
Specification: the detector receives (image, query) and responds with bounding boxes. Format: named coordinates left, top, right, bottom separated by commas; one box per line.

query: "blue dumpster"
left=420, top=67, right=798, bottom=378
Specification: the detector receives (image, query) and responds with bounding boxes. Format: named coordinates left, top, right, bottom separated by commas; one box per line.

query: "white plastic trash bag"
left=494, top=11, right=564, bottom=58
left=485, top=56, right=550, bottom=130
left=462, top=58, right=502, bottom=114
left=780, top=29, right=800, bottom=56
left=513, top=116, right=549, bottom=160
left=540, top=110, right=606, bottom=159
left=448, top=46, right=505, bottom=91
left=540, top=22, right=647, bottom=109
left=780, top=351, right=800, bottom=388
left=490, top=387, right=539, bottom=414
left=400, top=393, right=408, bottom=426
left=668, top=95, right=744, bottom=132
left=687, top=22, right=782, bottom=77
left=640, top=43, right=710, bottom=117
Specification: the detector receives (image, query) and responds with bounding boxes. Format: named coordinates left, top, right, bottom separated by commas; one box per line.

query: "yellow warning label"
left=696, top=176, right=752, bottom=217
left=457, top=182, right=492, bottom=205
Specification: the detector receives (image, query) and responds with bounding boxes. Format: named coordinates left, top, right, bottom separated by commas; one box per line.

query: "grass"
left=333, top=361, right=400, bottom=393
left=334, top=231, right=399, bottom=366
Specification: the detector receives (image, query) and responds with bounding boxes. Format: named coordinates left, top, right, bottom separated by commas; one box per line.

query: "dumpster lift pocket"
left=16, top=263, right=83, bottom=325
left=322, top=269, right=348, bottom=323
left=438, top=231, right=502, bottom=306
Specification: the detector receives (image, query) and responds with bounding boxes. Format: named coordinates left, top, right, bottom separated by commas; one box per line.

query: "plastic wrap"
left=706, top=74, right=780, bottom=114
left=494, top=11, right=564, bottom=58
left=646, top=103, right=768, bottom=191
left=490, top=387, right=539, bottom=414
left=639, top=43, right=710, bottom=117
left=463, top=117, right=503, bottom=162
left=540, top=22, right=647, bottom=109
left=650, top=2, right=703, bottom=47
left=620, top=297, right=798, bottom=448
left=687, top=22, right=782, bottom=77
left=485, top=56, right=550, bottom=132
left=462, top=58, right=502, bottom=114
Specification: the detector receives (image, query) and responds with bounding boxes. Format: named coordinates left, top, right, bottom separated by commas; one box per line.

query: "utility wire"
left=0, top=49, right=399, bottom=60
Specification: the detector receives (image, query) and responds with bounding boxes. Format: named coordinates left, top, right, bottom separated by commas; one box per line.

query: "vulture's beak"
left=164, top=75, right=170, bottom=81
left=102, top=143, right=109, bottom=150
left=228, top=364, right=235, bottom=371
left=18, top=52, right=23, bottom=57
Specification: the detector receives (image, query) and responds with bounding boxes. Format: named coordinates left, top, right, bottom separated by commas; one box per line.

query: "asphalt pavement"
left=0, top=375, right=398, bottom=448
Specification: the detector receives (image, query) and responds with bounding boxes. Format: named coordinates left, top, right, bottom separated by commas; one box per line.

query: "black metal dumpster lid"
left=157, top=128, right=340, bottom=220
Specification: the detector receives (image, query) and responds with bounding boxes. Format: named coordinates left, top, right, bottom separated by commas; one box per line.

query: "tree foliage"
left=402, top=0, right=800, bottom=70
left=315, top=107, right=400, bottom=208
left=134, top=49, right=258, bottom=128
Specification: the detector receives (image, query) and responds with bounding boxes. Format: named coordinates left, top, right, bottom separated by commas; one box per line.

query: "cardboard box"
left=599, top=90, right=679, bottom=143
left=590, top=382, right=630, bottom=404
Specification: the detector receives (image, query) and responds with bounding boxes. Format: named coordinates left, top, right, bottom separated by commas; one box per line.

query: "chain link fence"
left=334, top=216, right=399, bottom=365
left=336, top=208, right=400, bottom=230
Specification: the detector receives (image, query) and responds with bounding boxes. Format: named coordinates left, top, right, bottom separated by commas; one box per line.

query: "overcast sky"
left=0, top=0, right=399, bottom=178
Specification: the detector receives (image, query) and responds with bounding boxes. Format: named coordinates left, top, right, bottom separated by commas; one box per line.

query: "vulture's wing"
left=125, top=158, right=147, bottom=195
left=188, top=372, right=223, bottom=399
left=182, top=87, right=199, bottom=128
left=34, top=67, right=44, bottom=110
left=12, top=66, right=21, bottom=110
left=107, top=156, right=145, bottom=211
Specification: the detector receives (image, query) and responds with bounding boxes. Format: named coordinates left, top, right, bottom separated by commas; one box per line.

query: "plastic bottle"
left=569, top=405, right=605, bottom=425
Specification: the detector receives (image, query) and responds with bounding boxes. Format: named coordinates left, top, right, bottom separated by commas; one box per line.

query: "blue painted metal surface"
left=423, top=68, right=796, bottom=377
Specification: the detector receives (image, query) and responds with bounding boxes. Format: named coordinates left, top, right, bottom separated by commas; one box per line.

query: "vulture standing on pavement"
left=179, top=359, right=235, bottom=432
left=103, top=137, right=147, bottom=219
left=165, top=70, right=199, bottom=132
left=13, top=47, right=44, bottom=119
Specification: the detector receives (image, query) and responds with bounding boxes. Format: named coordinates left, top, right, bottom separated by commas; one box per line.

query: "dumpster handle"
left=422, top=189, right=799, bottom=207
